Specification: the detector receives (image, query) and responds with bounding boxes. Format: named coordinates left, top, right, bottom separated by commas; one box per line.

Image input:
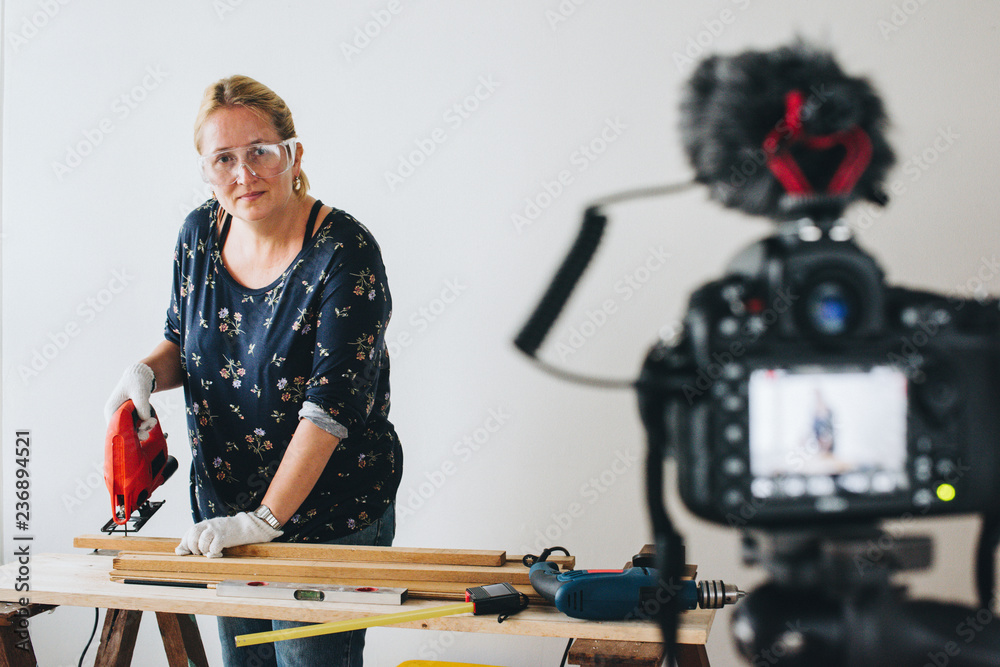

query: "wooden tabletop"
left=0, top=553, right=714, bottom=645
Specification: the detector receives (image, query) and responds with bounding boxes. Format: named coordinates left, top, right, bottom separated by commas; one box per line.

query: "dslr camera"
left=637, top=42, right=1000, bottom=529
left=644, top=218, right=1000, bottom=528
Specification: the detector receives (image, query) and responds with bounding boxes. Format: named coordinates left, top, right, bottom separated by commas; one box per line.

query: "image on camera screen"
left=747, top=366, right=909, bottom=499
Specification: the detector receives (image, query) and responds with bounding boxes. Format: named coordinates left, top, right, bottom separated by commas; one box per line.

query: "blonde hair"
left=194, top=75, right=309, bottom=197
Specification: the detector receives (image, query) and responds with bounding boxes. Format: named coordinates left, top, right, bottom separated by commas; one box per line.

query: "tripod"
left=729, top=525, right=1000, bottom=666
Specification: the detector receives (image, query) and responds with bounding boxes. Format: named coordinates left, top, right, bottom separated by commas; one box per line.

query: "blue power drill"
left=528, top=560, right=744, bottom=621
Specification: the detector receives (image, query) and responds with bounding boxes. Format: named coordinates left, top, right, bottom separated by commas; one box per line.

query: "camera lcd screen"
left=747, top=366, right=909, bottom=500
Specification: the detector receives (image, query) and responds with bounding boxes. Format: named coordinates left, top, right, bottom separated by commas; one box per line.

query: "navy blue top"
left=165, top=198, right=402, bottom=541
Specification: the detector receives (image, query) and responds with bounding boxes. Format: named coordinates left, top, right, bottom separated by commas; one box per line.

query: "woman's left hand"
left=175, top=512, right=282, bottom=558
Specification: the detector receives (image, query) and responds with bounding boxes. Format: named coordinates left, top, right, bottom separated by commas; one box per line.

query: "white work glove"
left=105, top=363, right=157, bottom=441
left=175, top=512, right=283, bottom=558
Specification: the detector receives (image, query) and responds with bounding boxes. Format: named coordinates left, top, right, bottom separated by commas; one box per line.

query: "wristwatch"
left=253, top=504, right=283, bottom=530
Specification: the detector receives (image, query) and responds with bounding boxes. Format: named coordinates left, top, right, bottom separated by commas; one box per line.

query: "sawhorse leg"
left=155, top=612, right=210, bottom=667
left=0, top=603, right=55, bottom=667
left=567, top=638, right=710, bottom=667
left=93, top=609, right=209, bottom=667
left=94, top=608, right=142, bottom=667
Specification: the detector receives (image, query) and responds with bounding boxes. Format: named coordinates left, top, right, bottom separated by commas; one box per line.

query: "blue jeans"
left=217, top=503, right=396, bottom=667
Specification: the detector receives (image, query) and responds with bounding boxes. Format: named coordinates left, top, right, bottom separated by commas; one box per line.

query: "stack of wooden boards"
left=73, top=535, right=575, bottom=604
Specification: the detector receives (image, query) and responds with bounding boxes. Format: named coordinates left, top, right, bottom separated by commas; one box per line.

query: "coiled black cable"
left=513, top=182, right=694, bottom=388
left=514, top=205, right=608, bottom=359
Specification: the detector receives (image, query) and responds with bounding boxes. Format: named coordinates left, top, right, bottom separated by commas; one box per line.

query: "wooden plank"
left=112, top=553, right=535, bottom=585
left=0, top=553, right=714, bottom=645
left=155, top=612, right=210, bottom=667
left=75, top=534, right=506, bottom=567
left=93, top=608, right=142, bottom=667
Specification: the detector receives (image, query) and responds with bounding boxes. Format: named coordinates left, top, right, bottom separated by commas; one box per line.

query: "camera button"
left=718, top=317, right=740, bottom=337
left=721, top=283, right=744, bottom=302
left=746, top=316, right=767, bottom=336
left=722, top=364, right=744, bottom=381
left=935, top=459, right=957, bottom=478
left=751, top=478, right=775, bottom=499
left=723, top=423, right=744, bottom=444
left=839, top=473, right=870, bottom=494
left=901, top=307, right=920, bottom=327
left=722, top=488, right=745, bottom=508
left=871, top=472, right=898, bottom=493
left=914, top=456, right=933, bottom=482
left=723, top=456, right=746, bottom=476
left=806, top=476, right=836, bottom=496
left=781, top=477, right=808, bottom=497
left=723, top=395, right=744, bottom=412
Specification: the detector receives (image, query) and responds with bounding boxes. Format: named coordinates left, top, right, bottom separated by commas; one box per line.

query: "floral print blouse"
left=165, top=199, right=402, bottom=541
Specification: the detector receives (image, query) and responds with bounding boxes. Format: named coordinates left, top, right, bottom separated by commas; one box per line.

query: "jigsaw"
left=103, top=399, right=178, bottom=534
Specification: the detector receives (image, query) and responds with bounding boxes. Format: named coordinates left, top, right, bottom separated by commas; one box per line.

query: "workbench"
left=0, top=552, right=714, bottom=666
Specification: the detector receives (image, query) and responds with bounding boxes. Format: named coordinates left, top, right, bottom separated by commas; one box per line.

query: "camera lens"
left=805, top=281, right=857, bottom=336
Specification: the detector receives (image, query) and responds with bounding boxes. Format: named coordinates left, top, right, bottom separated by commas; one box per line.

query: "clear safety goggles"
left=198, top=138, right=298, bottom=186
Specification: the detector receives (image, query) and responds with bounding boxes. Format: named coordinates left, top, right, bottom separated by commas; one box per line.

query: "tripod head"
left=731, top=525, right=999, bottom=666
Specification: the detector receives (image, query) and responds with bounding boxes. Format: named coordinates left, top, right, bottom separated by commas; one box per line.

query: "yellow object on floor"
left=397, top=662, right=507, bottom=667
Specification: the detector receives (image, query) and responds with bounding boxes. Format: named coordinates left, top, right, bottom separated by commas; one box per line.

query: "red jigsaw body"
left=104, top=399, right=178, bottom=533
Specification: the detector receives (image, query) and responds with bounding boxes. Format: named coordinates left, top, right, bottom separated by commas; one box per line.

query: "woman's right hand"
left=105, top=362, right=157, bottom=440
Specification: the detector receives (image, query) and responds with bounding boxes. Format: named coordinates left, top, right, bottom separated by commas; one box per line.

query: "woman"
left=104, top=75, right=403, bottom=667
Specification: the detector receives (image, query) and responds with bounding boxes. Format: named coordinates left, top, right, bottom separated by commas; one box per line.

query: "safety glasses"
left=198, top=138, right=297, bottom=186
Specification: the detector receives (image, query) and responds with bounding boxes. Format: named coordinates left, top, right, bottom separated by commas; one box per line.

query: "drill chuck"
left=697, top=580, right=746, bottom=609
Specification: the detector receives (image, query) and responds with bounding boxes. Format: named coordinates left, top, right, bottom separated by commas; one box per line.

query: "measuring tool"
left=235, top=582, right=527, bottom=647
left=217, top=580, right=407, bottom=605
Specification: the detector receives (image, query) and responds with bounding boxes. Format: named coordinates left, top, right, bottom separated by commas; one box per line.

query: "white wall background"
left=1, top=1, right=998, bottom=665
